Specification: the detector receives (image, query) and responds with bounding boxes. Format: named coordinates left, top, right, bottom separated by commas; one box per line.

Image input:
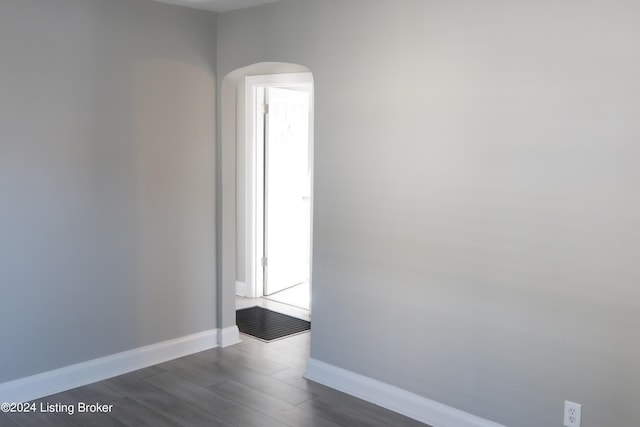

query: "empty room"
left=1, top=1, right=638, bottom=426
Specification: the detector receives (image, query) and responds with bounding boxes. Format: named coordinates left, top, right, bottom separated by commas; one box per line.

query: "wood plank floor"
left=2, top=332, right=430, bottom=427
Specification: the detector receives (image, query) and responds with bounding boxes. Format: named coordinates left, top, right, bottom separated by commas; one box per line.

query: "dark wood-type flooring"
left=1, top=331, right=429, bottom=427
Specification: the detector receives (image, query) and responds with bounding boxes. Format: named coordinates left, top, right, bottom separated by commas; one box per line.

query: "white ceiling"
left=151, top=0, right=280, bottom=13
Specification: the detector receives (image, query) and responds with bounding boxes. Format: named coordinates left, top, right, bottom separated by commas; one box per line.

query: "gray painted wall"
left=217, top=1, right=640, bottom=426
left=0, top=0, right=218, bottom=383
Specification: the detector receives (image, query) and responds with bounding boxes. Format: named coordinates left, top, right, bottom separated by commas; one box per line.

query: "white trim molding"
left=218, top=325, right=242, bottom=348
left=0, top=329, right=219, bottom=404
left=305, top=359, right=506, bottom=427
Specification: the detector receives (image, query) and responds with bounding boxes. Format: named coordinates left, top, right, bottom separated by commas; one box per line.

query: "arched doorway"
left=218, top=62, right=314, bottom=346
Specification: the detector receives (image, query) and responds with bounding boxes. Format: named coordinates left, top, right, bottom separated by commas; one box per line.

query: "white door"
left=263, top=87, right=311, bottom=296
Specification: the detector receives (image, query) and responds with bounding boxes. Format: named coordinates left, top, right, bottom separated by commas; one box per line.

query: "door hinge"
left=262, top=103, right=269, bottom=115
left=261, top=257, right=268, bottom=267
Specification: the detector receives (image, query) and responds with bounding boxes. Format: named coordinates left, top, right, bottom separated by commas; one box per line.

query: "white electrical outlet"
left=564, top=401, right=582, bottom=427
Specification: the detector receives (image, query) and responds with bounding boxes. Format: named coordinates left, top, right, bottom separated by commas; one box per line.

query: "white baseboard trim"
left=0, top=329, right=219, bottom=404
left=304, top=359, right=505, bottom=427
left=218, top=325, right=242, bottom=348
left=236, top=280, right=247, bottom=297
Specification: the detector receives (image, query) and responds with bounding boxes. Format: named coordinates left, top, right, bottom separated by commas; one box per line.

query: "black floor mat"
left=236, top=306, right=310, bottom=342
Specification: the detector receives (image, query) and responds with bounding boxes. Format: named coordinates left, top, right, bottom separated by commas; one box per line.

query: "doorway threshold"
left=264, top=282, right=309, bottom=311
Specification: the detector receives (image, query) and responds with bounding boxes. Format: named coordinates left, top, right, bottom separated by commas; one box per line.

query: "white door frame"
left=243, top=72, right=314, bottom=301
